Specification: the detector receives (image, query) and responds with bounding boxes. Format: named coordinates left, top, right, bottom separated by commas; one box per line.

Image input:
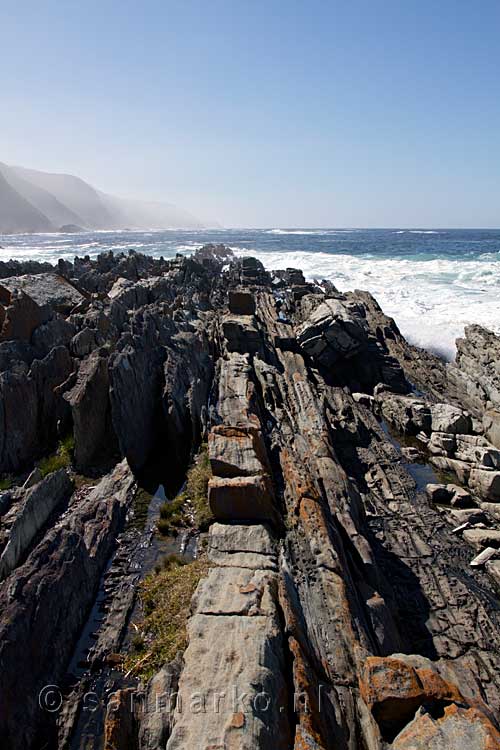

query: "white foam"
left=265, top=229, right=360, bottom=236
left=231, top=248, right=500, bottom=360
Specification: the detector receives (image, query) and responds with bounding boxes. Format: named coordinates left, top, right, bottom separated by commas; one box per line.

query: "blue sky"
left=1, top=0, right=499, bottom=227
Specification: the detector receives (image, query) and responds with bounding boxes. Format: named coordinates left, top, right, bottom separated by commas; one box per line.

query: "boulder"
left=71, top=327, right=97, bottom=357
left=138, top=658, right=182, bottom=750
left=63, top=353, right=114, bottom=471
left=359, top=656, right=468, bottom=741
left=296, top=298, right=367, bottom=367
left=428, top=432, right=457, bottom=456
left=0, top=469, right=73, bottom=581
left=222, top=314, right=261, bottom=354
left=431, top=403, right=472, bottom=435
left=378, top=393, right=432, bottom=435
left=392, top=703, right=500, bottom=749
left=468, top=468, right=500, bottom=501
left=207, top=522, right=277, bottom=570
left=208, top=424, right=270, bottom=478
left=208, top=475, right=279, bottom=525
left=462, top=528, right=500, bottom=550
left=426, top=483, right=472, bottom=508
left=0, top=285, right=50, bottom=342
left=229, top=289, right=256, bottom=316
left=0, top=273, right=85, bottom=313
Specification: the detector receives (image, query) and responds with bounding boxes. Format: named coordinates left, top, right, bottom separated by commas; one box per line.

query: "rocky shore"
left=0, top=245, right=500, bottom=749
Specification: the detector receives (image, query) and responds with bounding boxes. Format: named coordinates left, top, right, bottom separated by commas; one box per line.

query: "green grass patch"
left=156, top=445, right=213, bottom=535
left=0, top=476, right=13, bottom=491
left=38, top=435, right=75, bottom=478
left=123, top=554, right=209, bottom=680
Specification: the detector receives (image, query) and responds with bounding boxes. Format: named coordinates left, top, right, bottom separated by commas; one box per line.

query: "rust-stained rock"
left=358, top=655, right=474, bottom=740
left=208, top=424, right=270, bottom=478
left=392, top=703, right=500, bottom=749
left=104, top=688, right=138, bottom=750
left=208, top=474, right=279, bottom=525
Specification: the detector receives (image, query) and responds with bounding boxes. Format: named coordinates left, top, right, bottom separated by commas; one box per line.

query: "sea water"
left=1, top=227, right=499, bottom=360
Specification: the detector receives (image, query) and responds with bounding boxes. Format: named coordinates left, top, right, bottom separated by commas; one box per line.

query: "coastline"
left=0, top=245, right=500, bottom=748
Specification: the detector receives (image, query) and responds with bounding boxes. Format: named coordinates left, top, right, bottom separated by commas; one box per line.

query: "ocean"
left=1, top=227, right=499, bottom=360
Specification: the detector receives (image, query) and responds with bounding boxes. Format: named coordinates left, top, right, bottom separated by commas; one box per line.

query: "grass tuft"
left=38, top=434, right=75, bottom=478
left=123, top=554, right=209, bottom=680
left=0, top=476, right=13, bottom=491
left=157, top=444, right=213, bottom=535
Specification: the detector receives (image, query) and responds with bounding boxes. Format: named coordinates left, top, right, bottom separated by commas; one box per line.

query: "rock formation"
left=0, top=246, right=499, bottom=749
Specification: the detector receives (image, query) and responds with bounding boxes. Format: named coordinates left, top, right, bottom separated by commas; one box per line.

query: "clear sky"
left=1, top=0, right=499, bottom=227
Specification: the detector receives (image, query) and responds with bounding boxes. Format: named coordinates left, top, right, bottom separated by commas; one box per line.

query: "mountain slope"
left=0, top=169, right=54, bottom=233
left=9, top=165, right=116, bottom=229
left=0, top=163, right=86, bottom=229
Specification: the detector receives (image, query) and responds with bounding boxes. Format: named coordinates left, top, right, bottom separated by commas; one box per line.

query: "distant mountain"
left=0, top=169, right=53, bottom=233
left=0, top=162, right=210, bottom=233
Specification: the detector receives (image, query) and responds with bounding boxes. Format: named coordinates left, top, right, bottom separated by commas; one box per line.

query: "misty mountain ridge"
left=0, top=162, right=210, bottom=233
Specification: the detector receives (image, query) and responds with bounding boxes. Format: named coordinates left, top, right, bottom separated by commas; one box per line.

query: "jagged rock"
left=109, top=327, right=167, bottom=472
left=0, top=258, right=54, bottom=278
left=392, top=703, right=500, bottom=749
left=222, top=314, right=261, bottom=354
left=31, top=316, right=75, bottom=357
left=430, top=403, right=472, bottom=435
left=379, top=393, right=432, bottom=435
left=104, top=688, right=138, bottom=750
left=238, top=256, right=270, bottom=286
left=71, top=326, right=97, bottom=357
left=468, top=468, right=500, bottom=501
left=426, top=483, right=473, bottom=508
left=0, top=469, right=73, bottom=581
left=296, top=298, right=367, bottom=365
left=63, top=352, right=114, bottom=471
left=448, top=325, right=500, bottom=420
left=208, top=475, right=279, bottom=525
left=0, top=460, right=135, bottom=750
left=229, top=289, right=256, bottom=315
left=485, top=559, right=500, bottom=587
left=138, top=658, right=182, bottom=750
left=208, top=424, right=270, bottom=478
left=462, top=528, right=500, bottom=549
left=483, top=408, right=500, bottom=451
left=0, top=284, right=50, bottom=342
left=1, top=249, right=500, bottom=750
left=162, top=328, right=213, bottom=481
left=1, top=273, right=85, bottom=313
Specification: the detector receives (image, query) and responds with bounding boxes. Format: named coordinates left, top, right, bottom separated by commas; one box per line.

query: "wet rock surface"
left=0, top=245, right=499, bottom=750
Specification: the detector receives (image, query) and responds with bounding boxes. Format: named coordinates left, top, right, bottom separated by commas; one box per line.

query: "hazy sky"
left=1, top=0, right=499, bottom=227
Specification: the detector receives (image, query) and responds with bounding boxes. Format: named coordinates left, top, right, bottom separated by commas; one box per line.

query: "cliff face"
left=0, top=247, right=499, bottom=750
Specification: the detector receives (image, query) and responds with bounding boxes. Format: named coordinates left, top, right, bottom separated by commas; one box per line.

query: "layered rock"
left=0, top=461, right=135, bottom=750
left=165, top=523, right=291, bottom=750
left=0, top=246, right=499, bottom=750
